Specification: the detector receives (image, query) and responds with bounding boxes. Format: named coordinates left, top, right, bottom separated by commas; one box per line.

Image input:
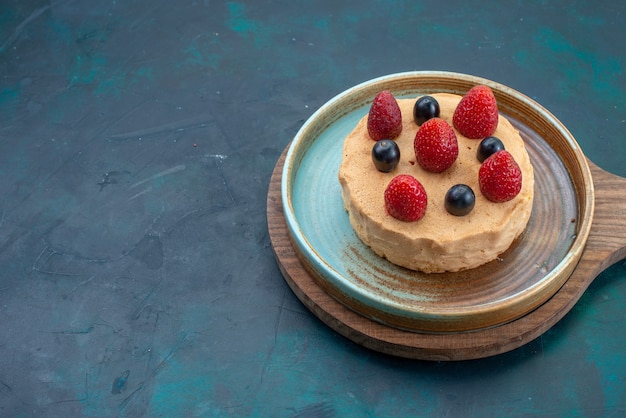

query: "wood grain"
left=267, top=151, right=626, bottom=361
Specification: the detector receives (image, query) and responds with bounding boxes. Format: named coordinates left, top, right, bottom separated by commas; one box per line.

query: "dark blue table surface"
left=1, top=1, right=625, bottom=416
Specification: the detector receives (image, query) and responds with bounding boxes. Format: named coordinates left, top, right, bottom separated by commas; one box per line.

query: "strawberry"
left=478, top=150, right=522, bottom=202
left=413, top=117, right=458, bottom=173
left=453, top=85, right=499, bottom=139
left=367, top=90, right=402, bottom=141
left=384, top=174, right=428, bottom=222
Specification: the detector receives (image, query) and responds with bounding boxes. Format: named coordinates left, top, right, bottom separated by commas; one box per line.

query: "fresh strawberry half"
left=478, top=150, right=522, bottom=202
left=413, top=118, right=459, bottom=173
left=384, top=174, right=428, bottom=222
left=367, top=90, right=402, bottom=141
left=453, top=85, right=499, bottom=139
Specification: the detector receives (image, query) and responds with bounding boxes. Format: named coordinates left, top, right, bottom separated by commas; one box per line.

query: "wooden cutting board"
left=267, top=150, right=626, bottom=361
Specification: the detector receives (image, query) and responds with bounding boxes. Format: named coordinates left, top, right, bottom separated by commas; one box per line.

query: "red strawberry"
left=384, top=174, right=428, bottom=222
left=413, top=118, right=458, bottom=173
left=453, top=85, right=499, bottom=139
left=367, top=90, right=402, bottom=141
left=478, top=150, right=522, bottom=202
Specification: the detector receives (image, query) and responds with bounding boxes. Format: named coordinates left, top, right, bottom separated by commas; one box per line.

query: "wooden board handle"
left=584, top=161, right=626, bottom=271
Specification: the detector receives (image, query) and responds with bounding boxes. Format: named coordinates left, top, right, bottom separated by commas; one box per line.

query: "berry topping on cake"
left=384, top=174, right=428, bottom=222
left=367, top=90, right=403, bottom=141
left=339, top=93, right=534, bottom=273
left=478, top=150, right=522, bottom=202
left=372, top=139, right=401, bottom=172
left=413, top=95, right=440, bottom=126
left=453, top=85, right=499, bottom=139
left=477, top=136, right=505, bottom=162
left=413, top=118, right=459, bottom=173
left=445, top=184, right=476, bottom=216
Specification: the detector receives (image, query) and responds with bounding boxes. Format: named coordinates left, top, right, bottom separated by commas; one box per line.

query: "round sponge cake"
left=338, top=93, right=534, bottom=273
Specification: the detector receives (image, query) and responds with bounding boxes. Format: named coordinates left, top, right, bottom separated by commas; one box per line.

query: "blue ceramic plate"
left=281, top=71, right=593, bottom=332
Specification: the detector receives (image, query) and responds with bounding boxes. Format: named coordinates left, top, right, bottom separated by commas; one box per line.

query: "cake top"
left=342, top=93, right=532, bottom=240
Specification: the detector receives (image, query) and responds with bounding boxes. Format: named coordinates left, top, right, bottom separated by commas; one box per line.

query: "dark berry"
left=477, top=136, right=505, bottom=162
left=413, top=95, right=440, bottom=126
left=445, top=184, right=475, bottom=216
left=372, top=139, right=400, bottom=172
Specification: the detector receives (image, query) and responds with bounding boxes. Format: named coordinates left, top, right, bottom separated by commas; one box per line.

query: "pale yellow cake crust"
left=338, top=93, right=534, bottom=273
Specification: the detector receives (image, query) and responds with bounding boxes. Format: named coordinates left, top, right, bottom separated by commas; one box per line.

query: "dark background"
left=1, top=1, right=625, bottom=416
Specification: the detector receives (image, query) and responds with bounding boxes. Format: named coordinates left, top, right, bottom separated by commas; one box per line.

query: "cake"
left=337, top=91, right=534, bottom=273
